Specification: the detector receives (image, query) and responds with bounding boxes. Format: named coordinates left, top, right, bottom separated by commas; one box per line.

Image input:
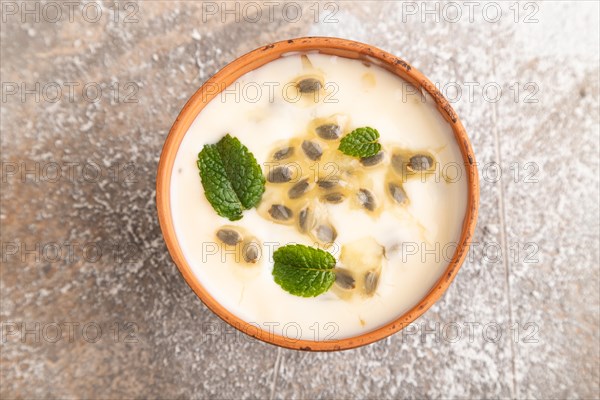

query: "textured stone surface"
left=1, top=1, right=598, bottom=399
left=492, top=4, right=600, bottom=398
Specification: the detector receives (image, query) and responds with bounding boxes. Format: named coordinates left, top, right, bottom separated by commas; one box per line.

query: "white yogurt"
left=170, top=53, right=467, bottom=340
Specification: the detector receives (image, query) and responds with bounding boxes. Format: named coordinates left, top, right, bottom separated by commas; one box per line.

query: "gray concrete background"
left=1, top=1, right=599, bottom=398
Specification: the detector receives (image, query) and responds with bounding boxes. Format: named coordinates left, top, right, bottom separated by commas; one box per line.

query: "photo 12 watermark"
left=399, top=1, right=540, bottom=24
left=199, top=80, right=340, bottom=104
left=197, top=238, right=539, bottom=266
left=1, top=161, right=138, bottom=184
left=1, top=321, right=139, bottom=344
left=199, top=1, right=340, bottom=24
left=402, top=80, right=540, bottom=105
left=1, top=81, right=139, bottom=104
left=260, top=158, right=540, bottom=186
left=193, top=79, right=539, bottom=106
left=195, top=319, right=540, bottom=345
left=1, top=240, right=141, bottom=265
left=1, top=1, right=140, bottom=24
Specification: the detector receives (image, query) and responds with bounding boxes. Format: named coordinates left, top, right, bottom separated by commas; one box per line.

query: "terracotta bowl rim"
left=156, top=36, right=480, bottom=352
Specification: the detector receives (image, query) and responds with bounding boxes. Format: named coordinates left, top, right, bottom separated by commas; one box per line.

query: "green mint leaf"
left=338, top=126, right=382, bottom=158
left=197, top=134, right=265, bottom=221
left=272, top=244, right=336, bottom=297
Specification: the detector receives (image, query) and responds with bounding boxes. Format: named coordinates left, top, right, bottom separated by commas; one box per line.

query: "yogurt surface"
left=170, top=53, right=467, bottom=340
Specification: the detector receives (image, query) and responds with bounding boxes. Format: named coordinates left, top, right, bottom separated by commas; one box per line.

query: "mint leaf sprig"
left=338, top=126, right=382, bottom=158
left=272, top=244, right=336, bottom=297
left=197, top=134, right=265, bottom=221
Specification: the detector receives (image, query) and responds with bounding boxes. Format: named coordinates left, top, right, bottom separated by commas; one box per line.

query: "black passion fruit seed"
left=268, top=204, right=293, bottom=221
left=273, top=146, right=294, bottom=160
left=301, top=140, right=323, bottom=161
left=388, top=182, right=408, bottom=204
left=360, top=151, right=384, bottom=166
left=298, top=207, right=310, bottom=232
left=364, top=270, right=379, bottom=295
left=322, top=192, right=345, bottom=204
left=357, top=189, right=376, bottom=211
left=216, top=228, right=242, bottom=246
left=409, top=154, right=434, bottom=171
left=243, top=243, right=259, bottom=263
left=268, top=166, right=293, bottom=183
left=288, top=178, right=310, bottom=199
left=317, top=178, right=338, bottom=189
left=335, top=269, right=356, bottom=290
left=316, top=224, right=337, bottom=243
left=297, top=78, right=322, bottom=93
left=315, top=123, right=341, bottom=140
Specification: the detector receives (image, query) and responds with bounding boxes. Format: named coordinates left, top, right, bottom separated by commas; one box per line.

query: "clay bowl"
left=156, top=37, right=479, bottom=351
